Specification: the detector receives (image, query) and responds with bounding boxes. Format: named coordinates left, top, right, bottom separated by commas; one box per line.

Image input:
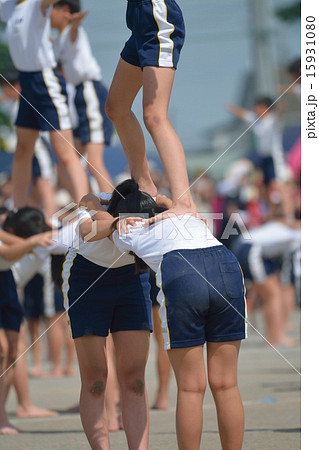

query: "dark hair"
left=0, top=68, right=19, bottom=86
left=51, top=254, right=66, bottom=289
left=288, top=58, right=301, bottom=76
left=108, top=179, right=166, bottom=273
left=3, top=207, right=49, bottom=237
left=54, top=0, right=81, bottom=13
left=108, top=179, right=165, bottom=218
left=254, top=96, right=274, bottom=109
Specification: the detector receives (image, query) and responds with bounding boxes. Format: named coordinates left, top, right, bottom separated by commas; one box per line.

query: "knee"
left=179, top=380, right=206, bottom=397
left=209, top=376, right=237, bottom=395
left=118, top=367, right=146, bottom=397
left=83, top=378, right=107, bottom=398
left=143, top=110, right=164, bottom=135
left=104, top=97, right=122, bottom=123
left=82, top=368, right=107, bottom=397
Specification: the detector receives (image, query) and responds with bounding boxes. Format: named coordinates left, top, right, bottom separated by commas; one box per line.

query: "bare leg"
left=13, top=325, right=58, bottom=418
left=142, top=66, right=196, bottom=213
left=74, top=335, right=109, bottom=450
left=45, top=316, right=64, bottom=377
left=49, top=129, right=89, bottom=203
left=12, top=127, right=39, bottom=208
left=207, top=341, right=244, bottom=450
left=26, top=318, right=43, bottom=377
left=105, top=58, right=157, bottom=197
left=84, top=142, right=114, bottom=193
left=168, top=346, right=206, bottom=450
left=256, top=275, right=293, bottom=346
left=112, top=330, right=150, bottom=450
left=61, top=315, right=76, bottom=376
left=151, top=306, right=171, bottom=410
left=0, top=329, right=21, bottom=435
left=104, top=335, right=122, bottom=431
left=32, top=177, right=58, bottom=221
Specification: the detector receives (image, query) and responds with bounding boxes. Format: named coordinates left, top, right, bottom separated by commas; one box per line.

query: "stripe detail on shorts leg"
left=82, top=81, right=104, bottom=143
left=42, top=68, right=71, bottom=130
left=152, top=0, right=175, bottom=67
left=156, top=266, right=171, bottom=349
left=62, top=249, right=77, bottom=336
left=247, top=244, right=267, bottom=284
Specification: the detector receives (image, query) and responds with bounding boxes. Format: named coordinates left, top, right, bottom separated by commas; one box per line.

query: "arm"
left=78, top=193, right=116, bottom=242
left=0, top=231, right=54, bottom=262
left=225, top=103, right=250, bottom=121
left=67, top=10, right=89, bottom=43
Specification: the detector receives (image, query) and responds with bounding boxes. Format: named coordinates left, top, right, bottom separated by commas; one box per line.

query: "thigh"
left=74, top=335, right=107, bottom=381
left=143, top=66, right=175, bottom=114
left=15, top=127, right=39, bottom=152
left=206, top=341, right=241, bottom=388
left=107, top=58, right=143, bottom=111
left=168, top=345, right=206, bottom=390
left=112, top=330, right=150, bottom=377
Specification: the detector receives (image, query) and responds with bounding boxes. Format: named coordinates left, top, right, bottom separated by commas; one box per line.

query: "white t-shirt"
left=54, top=25, right=102, bottom=86
left=243, top=111, right=288, bottom=181
left=247, top=222, right=301, bottom=259
left=239, top=221, right=301, bottom=259
left=63, top=208, right=133, bottom=269
left=113, top=215, right=221, bottom=273
left=4, top=0, right=56, bottom=71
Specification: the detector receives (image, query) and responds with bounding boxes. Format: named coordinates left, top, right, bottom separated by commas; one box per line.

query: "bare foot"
left=16, top=405, right=58, bottom=418
left=137, top=177, right=158, bottom=198
left=0, top=420, right=22, bottom=434
left=151, top=401, right=169, bottom=411
left=65, top=403, right=80, bottom=413
left=40, top=369, right=64, bottom=379
left=28, top=367, right=45, bottom=378
left=63, top=367, right=76, bottom=376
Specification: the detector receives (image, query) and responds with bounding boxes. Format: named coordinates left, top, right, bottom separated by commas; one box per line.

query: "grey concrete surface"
left=3, top=309, right=301, bottom=449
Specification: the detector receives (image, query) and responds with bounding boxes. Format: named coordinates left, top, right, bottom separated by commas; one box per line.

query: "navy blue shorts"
left=63, top=254, right=152, bottom=339
left=16, top=69, right=72, bottom=131
left=121, top=0, right=185, bottom=69
left=157, top=246, right=247, bottom=349
left=259, top=156, right=275, bottom=185
left=73, top=80, right=113, bottom=145
left=0, top=270, right=24, bottom=332
left=231, top=240, right=277, bottom=284
left=24, top=274, right=65, bottom=319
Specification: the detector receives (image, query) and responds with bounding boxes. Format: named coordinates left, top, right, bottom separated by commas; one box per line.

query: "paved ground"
left=3, top=309, right=301, bottom=450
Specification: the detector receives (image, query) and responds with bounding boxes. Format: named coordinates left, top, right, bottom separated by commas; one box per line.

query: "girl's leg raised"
left=105, top=59, right=157, bottom=197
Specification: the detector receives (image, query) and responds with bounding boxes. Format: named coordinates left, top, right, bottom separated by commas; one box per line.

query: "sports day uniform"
left=54, top=25, right=113, bottom=145
left=0, top=252, right=24, bottom=333
left=2, top=0, right=71, bottom=131
left=62, top=208, right=152, bottom=339
left=231, top=221, right=301, bottom=285
left=113, top=215, right=247, bottom=350
left=121, top=0, right=185, bottom=69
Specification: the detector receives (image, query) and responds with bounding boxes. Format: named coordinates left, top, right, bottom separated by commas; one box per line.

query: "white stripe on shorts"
left=42, top=68, right=72, bottom=130
left=155, top=265, right=172, bottom=350
left=62, top=248, right=77, bottom=336
left=82, top=81, right=104, bottom=144
left=152, top=0, right=175, bottom=67
left=248, top=245, right=267, bottom=284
